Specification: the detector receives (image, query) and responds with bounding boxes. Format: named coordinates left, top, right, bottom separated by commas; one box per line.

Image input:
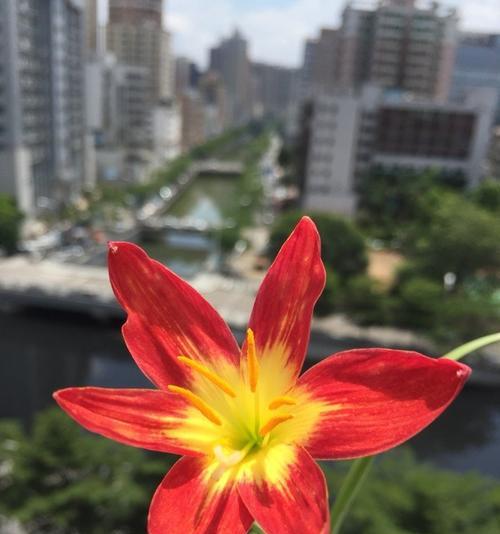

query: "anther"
left=246, top=328, right=259, bottom=392
left=268, top=396, right=297, bottom=410
left=167, top=385, right=222, bottom=426
left=177, top=356, right=236, bottom=398
left=259, top=414, right=294, bottom=437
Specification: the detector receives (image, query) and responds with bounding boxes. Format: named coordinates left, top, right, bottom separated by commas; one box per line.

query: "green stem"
left=330, top=456, right=373, bottom=534
left=444, top=332, right=500, bottom=361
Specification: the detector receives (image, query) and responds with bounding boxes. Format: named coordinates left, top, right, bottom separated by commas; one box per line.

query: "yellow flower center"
left=167, top=329, right=298, bottom=473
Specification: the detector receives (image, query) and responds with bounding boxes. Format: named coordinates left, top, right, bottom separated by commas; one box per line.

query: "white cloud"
left=166, top=0, right=500, bottom=68
left=168, top=0, right=341, bottom=68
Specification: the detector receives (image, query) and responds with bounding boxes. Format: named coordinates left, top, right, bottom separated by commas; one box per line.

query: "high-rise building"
left=304, top=0, right=458, bottom=99
left=252, top=63, right=297, bottom=118
left=304, top=86, right=497, bottom=216
left=107, top=0, right=172, bottom=102
left=209, top=30, right=253, bottom=124
left=0, top=0, right=86, bottom=215
left=180, top=91, right=206, bottom=152
left=85, top=0, right=99, bottom=57
left=450, top=33, right=500, bottom=124
left=199, top=71, right=227, bottom=136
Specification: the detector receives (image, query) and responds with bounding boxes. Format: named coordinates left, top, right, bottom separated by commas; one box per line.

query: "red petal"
left=54, top=387, right=210, bottom=456
left=148, top=456, right=253, bottom=534
left=247, top=217, right=325, bottom=385
left=237, top=445, right=329, bottom=534
left=108, top=242, right=240, bottom=389
left=297, top=349, right=471, bottom=459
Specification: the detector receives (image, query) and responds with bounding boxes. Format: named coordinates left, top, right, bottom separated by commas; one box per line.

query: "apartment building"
left=304, top=86, right=497, bottom=216
left=209, top=30, right=254, bottom=125
left=301, top=0, right=458, bottom=99
left=107, top=0, right=172, bottom=102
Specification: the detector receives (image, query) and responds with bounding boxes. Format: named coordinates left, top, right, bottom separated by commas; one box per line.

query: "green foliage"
left=214, top=226, right=242, bottom=253
left=268, top=211, right=368, bottom=281
left=470, top=179, right=500, bottom=213
left=315, top=268, right=339, bottom=317
left=0, top=410, right=173, bottom=534
left=337, top=275, right=392, bottom=326
left=324, top=450, right=500, bottom=534
left=0, top=195, right=23, bottom=254
left=357, top=167, right=464, bottom=242
left=391, top=276, right=443, bottom=331
left=403, top=192, right=500, bottom=284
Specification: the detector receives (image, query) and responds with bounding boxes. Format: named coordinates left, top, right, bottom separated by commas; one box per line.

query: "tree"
left=357, top=167, right=465, bottom=241
left=471, top=179, right=500, bottom=213
left=0, top=409, right=172, bottom=533
left=268, top=211, right=368, bottom=281
left=0, top=195, right=23, bottom=254
left=403, top=192, right=500, bottom=284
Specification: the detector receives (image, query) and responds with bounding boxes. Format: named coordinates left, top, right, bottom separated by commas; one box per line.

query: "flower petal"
left=108, top=242, right=240, bottom=389
left=296, top=349, right=471, bottom=459
left=247, top=217, right=325, bottom=389
left=148, top=456, right=253, bottom=534
left=237, top=444, right=330, bottom=534
left=54, top=387, right=223, bottom=456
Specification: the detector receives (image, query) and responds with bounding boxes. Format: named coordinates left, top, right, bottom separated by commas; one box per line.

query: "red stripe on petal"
left=108, top=242, right=240, bottom=389
left=54, top=387, right=205, bottom=456
left=247, top=217, right=325, bottom=383
left=148, top=456, right=253, bottom=534
left=237, top=445, right=329, bottom=534
left=297, top=349, right=471, bottom=459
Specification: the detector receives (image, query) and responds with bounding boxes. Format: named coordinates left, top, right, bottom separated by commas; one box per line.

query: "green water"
left=141, top=175, right=239, bottom=278
left=168, top=174, right=239, bottom=226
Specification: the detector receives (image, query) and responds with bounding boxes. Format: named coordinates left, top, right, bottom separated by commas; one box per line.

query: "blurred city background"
left=1, top=0, right=500, bottom=532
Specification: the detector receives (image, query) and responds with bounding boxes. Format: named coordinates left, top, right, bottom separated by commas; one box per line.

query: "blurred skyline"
left=101, top=1, right=500, bottom=67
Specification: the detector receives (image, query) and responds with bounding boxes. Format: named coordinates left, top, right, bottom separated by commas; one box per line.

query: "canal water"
left=139, top=174, right=241, bottom=278
left=1, top=308, right=500, bottom=479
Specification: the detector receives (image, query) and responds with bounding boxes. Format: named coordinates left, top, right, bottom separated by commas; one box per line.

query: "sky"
left=102, top=1, right=500, bottom=68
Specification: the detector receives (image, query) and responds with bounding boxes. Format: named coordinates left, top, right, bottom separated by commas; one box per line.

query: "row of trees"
left=2, top=409, right=500, bottom=533
left=0, top=195, right=23, bottom=255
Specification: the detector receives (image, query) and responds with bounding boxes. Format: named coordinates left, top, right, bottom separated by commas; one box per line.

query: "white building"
left=304, top=85, right=497, bottom=216
left=152, top=101, right=182, bottom=162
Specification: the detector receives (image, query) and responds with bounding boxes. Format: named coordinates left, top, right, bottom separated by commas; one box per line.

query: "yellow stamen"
left=246, top=328, right=259, bottom=392
left=259, top=414, right=294, bottom=437
left=268, top=396, right=297, bottom=410
left=177, top=356, right=236, bottom=398
left=167, top=385, right=222, bottom=426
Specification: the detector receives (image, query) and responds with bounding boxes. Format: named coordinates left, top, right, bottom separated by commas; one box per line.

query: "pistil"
left=245, top=329, right=261, bottom=436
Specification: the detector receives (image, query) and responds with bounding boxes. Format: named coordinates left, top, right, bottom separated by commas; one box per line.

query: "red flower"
left=54, top=217, right=470, bottom=534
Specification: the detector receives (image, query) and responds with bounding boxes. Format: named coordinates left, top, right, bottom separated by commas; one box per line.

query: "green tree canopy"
left=403, top=192, right=500, bottom=283
left=0, top=195, right=23, bottom=254
left=267, top=211, right=368, bottom=280
left=471, top=179, right=500, bottom=213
